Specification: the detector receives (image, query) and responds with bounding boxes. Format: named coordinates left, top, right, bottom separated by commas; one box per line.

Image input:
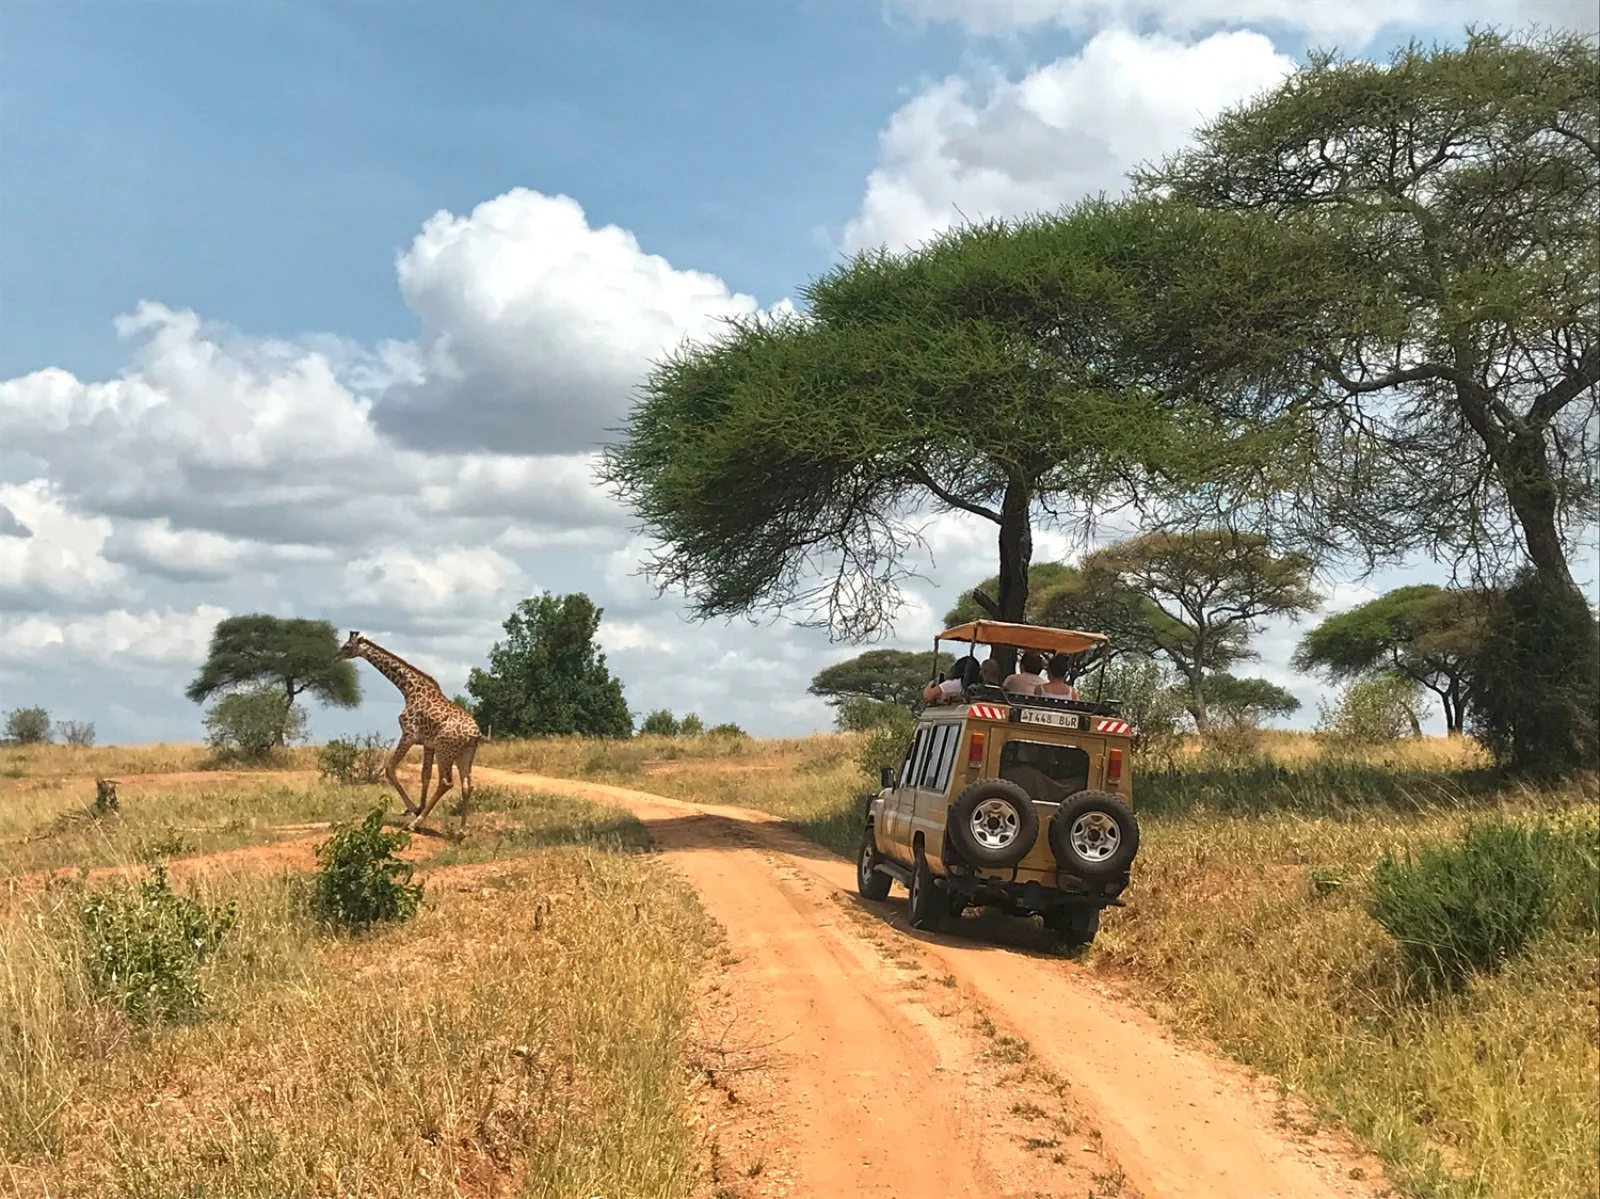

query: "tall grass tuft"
left=1370, top=820, right=1599, bottom=990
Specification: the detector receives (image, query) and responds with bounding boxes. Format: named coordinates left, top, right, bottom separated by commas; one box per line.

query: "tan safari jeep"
left=855, top=620, right=1140, bottom=947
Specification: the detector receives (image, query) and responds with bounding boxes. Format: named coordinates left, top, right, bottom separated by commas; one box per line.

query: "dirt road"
left=476, top=769, right=1388, bottom=1199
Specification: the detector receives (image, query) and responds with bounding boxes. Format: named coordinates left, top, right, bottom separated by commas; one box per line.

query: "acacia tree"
left=186, top=615, right=359, bottom=742
left=1080, top=530, right=1319, bottom=728
left=809, top=649, right=953, bottom=712
left=1204, top=673, right=1301, bottom=731
left=1138, top=29, right=1599, bottom=599
left=601, top=202, right=1242, bottom=656
left=1293, top=585, right=1488, bottom=736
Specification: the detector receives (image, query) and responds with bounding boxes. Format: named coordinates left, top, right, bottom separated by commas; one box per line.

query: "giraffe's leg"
left=417, top=746, right=435, bottom=817
left=384, top=735, right=417, bottom=815
left=454, top=741, right=479, bottom=836
left=410, top=754, right=456, bottom=830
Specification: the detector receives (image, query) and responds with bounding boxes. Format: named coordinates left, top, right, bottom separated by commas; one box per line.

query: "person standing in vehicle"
left=1040, top=653, right=1079, bottom=700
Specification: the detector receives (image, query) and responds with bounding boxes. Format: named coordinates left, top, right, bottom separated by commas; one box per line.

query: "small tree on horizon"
left=809, top=649, right=953, bottom=715
left=465, top=592, right=633, bottom=738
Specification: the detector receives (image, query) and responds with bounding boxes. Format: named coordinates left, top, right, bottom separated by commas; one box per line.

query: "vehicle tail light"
left=1106, top=747, right=1124, bottom=784
left=967, top=731, right=986, bottom=767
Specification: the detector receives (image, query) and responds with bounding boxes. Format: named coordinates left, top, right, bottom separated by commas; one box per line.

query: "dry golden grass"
left=0, top=765, right=713, bottom=1198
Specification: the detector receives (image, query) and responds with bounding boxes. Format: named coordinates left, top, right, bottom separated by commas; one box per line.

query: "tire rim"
left=858, top=840, right=874, bottom=886
left=1069, top=811, right=1121, bottom=862
left=969, top=797, right=1022, bottom=850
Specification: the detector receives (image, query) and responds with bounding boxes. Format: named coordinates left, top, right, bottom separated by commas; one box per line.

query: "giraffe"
left=337, top=631, right=481, bottom=831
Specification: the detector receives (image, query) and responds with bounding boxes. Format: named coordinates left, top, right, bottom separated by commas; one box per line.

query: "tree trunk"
left=1498, top=430, right=1581, bottom=599
left=1407, top=709, right=1423, bottom=738
left=991, top=479, right=1033, bottom=676
left=1444, top=677, right=1464, bottom=737
left=1182, top=666, right=1209, bottom=731
left=281, top=678, right=300, bottom=746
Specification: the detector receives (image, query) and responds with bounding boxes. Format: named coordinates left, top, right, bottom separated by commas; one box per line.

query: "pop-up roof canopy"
left=937, top=620, right=1108, bottom=657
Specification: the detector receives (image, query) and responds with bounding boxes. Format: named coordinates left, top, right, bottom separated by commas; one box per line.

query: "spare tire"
left=948, top=779, right=1039, bottom=869
left=1048, top=791, right=1139, bottom=879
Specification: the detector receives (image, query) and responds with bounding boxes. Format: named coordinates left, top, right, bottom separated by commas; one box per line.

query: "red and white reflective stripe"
left=967, top=704, right=1007, bottom=721
left=1095, top=718, right=1132, bottom=735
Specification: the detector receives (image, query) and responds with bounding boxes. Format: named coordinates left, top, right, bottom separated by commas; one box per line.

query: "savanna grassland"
left=0, top=745, right=714, bottom=1199
left=482, top=729, right=1599, bottom=1199
left=1, top=732, right=1595, bottom=1199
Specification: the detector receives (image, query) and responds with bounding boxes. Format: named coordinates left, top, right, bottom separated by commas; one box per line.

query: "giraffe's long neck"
left=358, top=641, right=441, bottom=700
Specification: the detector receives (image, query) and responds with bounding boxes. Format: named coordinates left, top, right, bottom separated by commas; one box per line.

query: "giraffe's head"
left=337, top=630, right=367, bottom=660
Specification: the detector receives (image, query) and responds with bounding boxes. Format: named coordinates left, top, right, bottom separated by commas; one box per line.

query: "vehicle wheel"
left=1044, top=907, right=1100, bottom=947
left=907, top=847, right=942, bottom=931
left=855, top=824, right=892, bottom=901
left=1047, top=791, right=1139, bottom=879
left=947, top=779, right=1040, bottom=869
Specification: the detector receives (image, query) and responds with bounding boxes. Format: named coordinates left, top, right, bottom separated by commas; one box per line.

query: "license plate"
left=1016, top=708, right=1080, bottom=730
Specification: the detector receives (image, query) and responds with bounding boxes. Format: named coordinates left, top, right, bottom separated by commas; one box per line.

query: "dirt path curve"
left=478, top=768, right=1389, bottom=1199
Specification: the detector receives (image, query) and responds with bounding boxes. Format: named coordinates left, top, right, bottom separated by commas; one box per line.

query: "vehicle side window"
left=931, top=723, right=962, bottom=793
left=899, top=728, right=929, bottom=787
left=920, top=723, right=955, bottom=790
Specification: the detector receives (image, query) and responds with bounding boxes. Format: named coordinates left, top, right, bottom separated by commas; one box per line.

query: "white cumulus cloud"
left=842, top=28, right=1295, bottom=252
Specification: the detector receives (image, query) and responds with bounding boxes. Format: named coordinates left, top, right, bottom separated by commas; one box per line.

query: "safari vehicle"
left=855, top=620, right=1140, bottom=947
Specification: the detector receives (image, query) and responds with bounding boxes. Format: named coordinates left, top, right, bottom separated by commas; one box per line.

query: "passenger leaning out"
left=922, top=655, right=982, bottom=705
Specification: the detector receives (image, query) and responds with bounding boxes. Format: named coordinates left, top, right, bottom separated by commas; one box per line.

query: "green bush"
left=78, top=866, right=236, bottom=1025
left=311, top=808, right=423, bottom=934
left=1367, top=822, right=1583, bottom=990
left=678, top=713, right=705, bottom=736
left=855, top=709, right=915, bottom=781
left=1467, top=569, right=1600, bottom=779
left=834, top=695, right=911, bottom=733
left=1316, top=673, right=1425, bottom=745
left=317, top=732, right=391, bottom=785
left=638, top=709, right=680, bottom=737
left=705, top=722, right=748, bottom=739
left=203, top=688, right=308, bottom=765
left=3, top=706, right=52, bottom=745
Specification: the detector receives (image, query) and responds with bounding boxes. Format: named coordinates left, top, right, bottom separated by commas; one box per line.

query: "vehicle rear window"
left=999, top=740, right=1090, bottom=803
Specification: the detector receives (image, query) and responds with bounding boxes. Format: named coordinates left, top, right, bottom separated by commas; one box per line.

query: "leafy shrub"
left=317, top=732, right=391, bottom=784
left=311, top=808, right=423, bottom=934
left=1099, top=658, right=1188, bottom=767
left=78, top=866, right=236, bottom=1024
left=834, top=694, right=913, bottom=733
left=1466, top=569, right=1600, bottom=779
left=203, top=688, right=308, bottom=765
left=1316, top=674, right=1425, bottom=745
left=855, top=708, right=915, bottom=781
left=678, top=713, right=705, bottom=736
left=638, top=709, right=680, bottom=737
left=134, top=827, right=193, bottom=863
left=55, top=720, right=95, bottom=747
left=705, top=722, right=748, bottom=739
left=3, top=706, right=51, bottom=745
left=1368, top=822, right=1577, bottom=990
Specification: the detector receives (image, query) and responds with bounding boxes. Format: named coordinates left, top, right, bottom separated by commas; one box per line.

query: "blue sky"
left=1, top=0, right=1594, bottom=744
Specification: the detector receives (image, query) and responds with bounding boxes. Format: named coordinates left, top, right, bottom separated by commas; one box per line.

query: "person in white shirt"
left=1002, top=651, right=1048, bottom=696
left=922, top=655, right=981, bottom=705
left=1040, top=652, right=1079, bottom=700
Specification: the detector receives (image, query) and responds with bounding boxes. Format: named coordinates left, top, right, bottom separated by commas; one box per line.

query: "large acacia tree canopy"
left=601, top=200, right=1268, bottom=640
left=186, top=615, right=360, bottom=709
left=1137, top=29, right=1599, bottom=593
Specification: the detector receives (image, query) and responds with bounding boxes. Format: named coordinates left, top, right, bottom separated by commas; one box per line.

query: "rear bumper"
left=941, top=870, right=1128, bottom=914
